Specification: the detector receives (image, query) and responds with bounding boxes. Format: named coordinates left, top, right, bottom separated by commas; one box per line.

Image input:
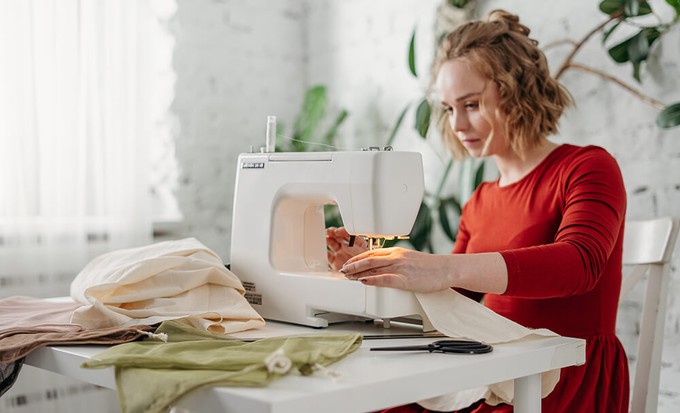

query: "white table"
left=24, top=321, right=585, bottom=413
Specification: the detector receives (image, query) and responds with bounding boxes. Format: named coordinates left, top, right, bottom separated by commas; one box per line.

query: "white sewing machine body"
left=230, top=149, right=430, bottom=328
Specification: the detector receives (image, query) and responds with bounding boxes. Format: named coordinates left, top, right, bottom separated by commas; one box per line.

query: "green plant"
left=276, top=85, right=349, bottom=152
left=554, top=0, right=680, bottom=128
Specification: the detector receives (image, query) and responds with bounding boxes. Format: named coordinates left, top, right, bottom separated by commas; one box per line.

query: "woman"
left=327, top=9, right=629, bottom=413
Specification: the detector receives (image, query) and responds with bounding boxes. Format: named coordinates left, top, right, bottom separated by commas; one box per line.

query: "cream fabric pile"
left=415, top=289, right=564, bottom=411
left=70, top=238, right=264, bottom=334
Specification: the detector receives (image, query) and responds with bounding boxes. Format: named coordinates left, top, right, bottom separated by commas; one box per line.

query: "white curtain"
left=0, top=0, right=171, bottom=299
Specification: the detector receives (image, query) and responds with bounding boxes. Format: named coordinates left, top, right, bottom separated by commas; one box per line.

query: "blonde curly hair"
left=434, top=9, right=572, bottom=159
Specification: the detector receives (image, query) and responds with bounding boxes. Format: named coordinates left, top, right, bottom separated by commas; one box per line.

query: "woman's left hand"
left=340, top=247, right=453, bottom=293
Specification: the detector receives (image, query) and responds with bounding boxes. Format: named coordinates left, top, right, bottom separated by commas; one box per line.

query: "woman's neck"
left=494, top=140, right=558, bottom=187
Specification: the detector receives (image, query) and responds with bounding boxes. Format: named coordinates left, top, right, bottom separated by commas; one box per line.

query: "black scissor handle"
left=370, top=339, right=493, bottom=355
left=431, top=340, right=484, bottom=347
left=428, top=340, right=493, bottom=354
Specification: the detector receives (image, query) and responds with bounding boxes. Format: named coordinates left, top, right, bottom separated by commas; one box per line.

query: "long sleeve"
left=451, top=210, right=487, bottom=302
left=500, top=147, right=626, bottom=298
left=456, top=145, right=626, bottom=299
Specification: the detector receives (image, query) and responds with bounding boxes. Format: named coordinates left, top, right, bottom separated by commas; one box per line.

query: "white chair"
left=620, top=217, right=679, bottom=413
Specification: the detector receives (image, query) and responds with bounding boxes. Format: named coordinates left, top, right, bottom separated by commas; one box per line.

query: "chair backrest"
left=620, top=217, right=679, bottom=413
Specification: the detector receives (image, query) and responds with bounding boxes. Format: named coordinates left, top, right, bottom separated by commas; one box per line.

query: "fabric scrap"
left=82, top=320, right=362, bottom=413
left=0, top=295, right=153, bottom=364
left=415, top=289, right=562, bottom=411
left=0, top=295, right=81, bottom=328
left=0, top=324, right=152, bottom=364
left=0, top=295, right=155, bottom=397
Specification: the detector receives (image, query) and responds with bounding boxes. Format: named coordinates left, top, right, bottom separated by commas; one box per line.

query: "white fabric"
left=70, top=238, right=265, bottom=334
left=415, top=289, right=560, bottom=410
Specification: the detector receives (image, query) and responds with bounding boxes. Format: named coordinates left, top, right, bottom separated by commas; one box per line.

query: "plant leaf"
left=656, top=102, right=680, bottom=128
left=638, top=1, right=653, bottom=14
left=408, top=29, right=417, bottom=78
left=666, top=0, right=680, bottom=17
left=386, top=104, right=410, bottom=146
left=434, top=159, right=454, bottom=199
left=628, top=29, right=650, bottom=62
left=322, top=109, right=349, bottom=145
left=409, top=202, right=432, bottom=252
left=450, top=0, right=470, bottom=8
left=632, top=60, right=642, bottom=82
left=628, top=31, right=649, bottom=82
left=415, top=98, right=431, bottom=138
left=608, top=36, right=631, bottom=63
left=324, top=205, right=343, bottom=228
left=293, top=85, right=327, bottom=149
left=600, top=0, right=625, bottom=15
left=602, top=20, right=622, bottom=44
left=473, top=161, right=486, bottom=189
left=607, top=27, right=660, bottom=64
left=599, top=0, right=652, bottom=15
left=275, top=122, right=287, bottom=151
left=438, top=201, right=454, bottom=242
left=438, top=196, right=462, bottom=243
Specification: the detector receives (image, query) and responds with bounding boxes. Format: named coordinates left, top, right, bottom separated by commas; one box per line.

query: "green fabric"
left=82, top=320, right=362, bottom=413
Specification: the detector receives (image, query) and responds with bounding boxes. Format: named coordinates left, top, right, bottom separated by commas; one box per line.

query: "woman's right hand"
left=326, top=226, right=369, bottom=271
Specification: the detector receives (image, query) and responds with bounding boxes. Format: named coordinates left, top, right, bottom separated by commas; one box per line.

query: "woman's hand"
left=339, top=247, right=454, bottom=293
left=326, top=227, right=368, bottom=271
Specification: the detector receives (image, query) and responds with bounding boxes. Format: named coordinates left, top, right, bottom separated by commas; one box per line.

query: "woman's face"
left=435, top=58, right=509, bottom=158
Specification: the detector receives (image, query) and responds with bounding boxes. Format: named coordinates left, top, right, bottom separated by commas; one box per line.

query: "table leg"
left=514, top=373, right=541, bottom=413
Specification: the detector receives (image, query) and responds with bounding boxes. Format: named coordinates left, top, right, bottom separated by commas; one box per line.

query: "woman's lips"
left=461, top=138, right=481, bottom=147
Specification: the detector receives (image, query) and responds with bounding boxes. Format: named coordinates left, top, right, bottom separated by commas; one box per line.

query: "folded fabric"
left=0, top=295, right=81, bottom=328
left=0, top=324, right=152, bottom=364
left=0, top=295, right=152, bottom=364
left=82, top=320, right=362, bottom=413
left=415, top=289, right=561, bottom=411
left=69, top=238, right=265, bottom=334
left=0, top=295, right=154, bottom=397
left=0, top=324, right=148, bottom=395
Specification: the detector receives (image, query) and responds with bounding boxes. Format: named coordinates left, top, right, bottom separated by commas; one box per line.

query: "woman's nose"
left=450, top=112, right=469, bottom=133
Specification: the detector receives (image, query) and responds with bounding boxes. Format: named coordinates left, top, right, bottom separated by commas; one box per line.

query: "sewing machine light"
left=363, top=235, right=410, bottom=251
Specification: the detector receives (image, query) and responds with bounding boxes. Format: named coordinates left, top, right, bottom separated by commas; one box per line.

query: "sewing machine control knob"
left=362, top=146, right=393, bottom=151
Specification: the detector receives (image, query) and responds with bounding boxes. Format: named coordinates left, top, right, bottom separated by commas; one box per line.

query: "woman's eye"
left=464, top=102, right=479, bottom=110
left=442, top=106, right=453, bottom=114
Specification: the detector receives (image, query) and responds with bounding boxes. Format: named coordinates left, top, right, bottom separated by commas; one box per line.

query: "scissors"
left=370, top=339, right=493, bottom=355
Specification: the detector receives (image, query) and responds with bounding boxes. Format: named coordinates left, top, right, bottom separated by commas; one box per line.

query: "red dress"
left=383, top=144, right=630, bottom=413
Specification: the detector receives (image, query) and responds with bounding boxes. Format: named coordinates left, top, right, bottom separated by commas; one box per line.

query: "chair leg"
left=630, top=263, right=670, bottom=413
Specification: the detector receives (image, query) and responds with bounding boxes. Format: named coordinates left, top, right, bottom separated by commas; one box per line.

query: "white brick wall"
left=170, top=0, right=680, bottom=410
left=169, top=0, right=307, bottom=258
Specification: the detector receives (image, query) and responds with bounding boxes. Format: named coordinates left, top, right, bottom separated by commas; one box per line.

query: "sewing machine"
left=229, top=144, right=432, bottom=329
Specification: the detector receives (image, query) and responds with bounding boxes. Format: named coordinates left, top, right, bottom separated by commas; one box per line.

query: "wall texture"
left=169, top=0, right=680, bottom=410
left=169, top=0, right=307, bottom=259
